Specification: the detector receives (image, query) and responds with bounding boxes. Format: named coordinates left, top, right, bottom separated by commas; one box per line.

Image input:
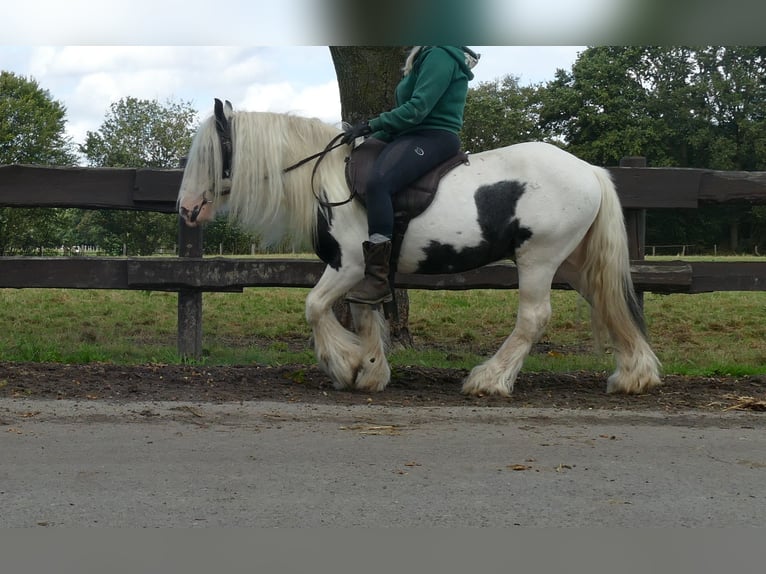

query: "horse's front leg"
left=304, top=265, right=367, bottom=390
left=349, top=302, right=391, bottom=392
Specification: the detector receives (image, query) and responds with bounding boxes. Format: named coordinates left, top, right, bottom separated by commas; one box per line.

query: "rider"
left=341, top=45, right=478, bottom=305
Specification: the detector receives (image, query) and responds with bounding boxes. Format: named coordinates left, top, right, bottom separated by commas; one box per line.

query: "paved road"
left=1, top=398, right=765, bottom=527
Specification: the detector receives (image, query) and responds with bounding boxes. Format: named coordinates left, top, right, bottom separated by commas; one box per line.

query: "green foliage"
left=530, top=46, right=766, bottom=252
left=0, top=72, right=78, bottom=254
left=0, top=71, right=78, bottom=165
left=461, top=75, right=545, bottom=152
left=76, top=96, right=199, bottom=254
left=79, top=96, right=197, bottom=169
left=536, top=46, right=766, bottom=171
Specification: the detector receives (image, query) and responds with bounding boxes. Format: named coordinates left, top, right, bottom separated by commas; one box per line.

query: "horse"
left=177, top=99, right=662, bottom=397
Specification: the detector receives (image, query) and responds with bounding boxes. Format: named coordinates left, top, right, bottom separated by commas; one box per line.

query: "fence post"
left=619, top=156, right=647, bottom=310
left=177, top=158, right=203, bottom=361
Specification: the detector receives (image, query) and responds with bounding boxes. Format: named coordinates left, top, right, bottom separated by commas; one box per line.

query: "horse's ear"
left=214, top=98, right=228, bottom=135
left=224, top=100, right=234, bottom=118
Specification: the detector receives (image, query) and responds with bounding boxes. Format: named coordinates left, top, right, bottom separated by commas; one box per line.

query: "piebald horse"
left=178, top=100, right=661, bottom=396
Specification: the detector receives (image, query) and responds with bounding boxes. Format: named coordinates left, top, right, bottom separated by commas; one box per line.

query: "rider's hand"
left=341, top=121, right=372, bottom=145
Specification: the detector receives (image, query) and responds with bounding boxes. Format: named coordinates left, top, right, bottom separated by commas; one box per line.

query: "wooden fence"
left=2, top=159, right=766, bottom=359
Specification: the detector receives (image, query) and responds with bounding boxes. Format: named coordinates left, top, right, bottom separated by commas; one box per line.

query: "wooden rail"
left=1, top=257, right=764, bottom=294
left=2, top=161, right=766, bottom=359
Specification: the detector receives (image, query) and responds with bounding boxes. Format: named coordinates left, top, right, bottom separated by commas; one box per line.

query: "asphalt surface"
left=2, top=398, right=765, bottom=527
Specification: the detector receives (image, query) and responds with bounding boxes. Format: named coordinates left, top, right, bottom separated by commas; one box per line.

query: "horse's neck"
left=237, top=114, right=343, bottom=246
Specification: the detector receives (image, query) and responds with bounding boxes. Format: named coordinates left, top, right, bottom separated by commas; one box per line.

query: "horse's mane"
left=187, top=110, right=347, bottom=248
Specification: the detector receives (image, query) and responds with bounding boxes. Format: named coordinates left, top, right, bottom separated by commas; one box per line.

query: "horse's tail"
left=579, top=167, right=662, bottom=393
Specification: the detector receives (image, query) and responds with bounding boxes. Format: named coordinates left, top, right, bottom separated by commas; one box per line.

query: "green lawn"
left=1, top=257, right=764, bottom=377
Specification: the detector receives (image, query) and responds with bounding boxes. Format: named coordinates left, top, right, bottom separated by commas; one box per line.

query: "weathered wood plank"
left=0, top=258, right=763, bottom=293
left=176, top=214, right=205, bottom=360
left=3, top=165, right=766, bottom=212
left=629, top=261, right=693, bottom=293
left=608, top=167, right=701, bottom=208
left=0, top=165, right=137, bottom=209
left=698, top=170, right=766, bottom=204
left=689, top=262, right=766, bottom=293
left=127, top=258, right=326, bottom=289
left=6, top=257, right=766, bottom=293
left=0, top=165, right=178, bottom=212
left=134, top=168, right=183, bottom=211
left=0, top=257, right=129, bottom=288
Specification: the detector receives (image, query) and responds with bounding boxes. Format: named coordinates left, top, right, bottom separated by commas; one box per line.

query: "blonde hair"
left=179, top=110, right=350, bottom=248
left=402, top=46, right=423, bottom=76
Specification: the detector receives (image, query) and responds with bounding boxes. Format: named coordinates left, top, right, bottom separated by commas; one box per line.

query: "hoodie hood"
left=404, top=46, right=477, bottom=81
left=432, top=46, right=477, bottom=81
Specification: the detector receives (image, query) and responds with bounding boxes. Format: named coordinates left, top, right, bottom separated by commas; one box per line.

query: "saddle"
left=345, top=138, right=470, bottom=226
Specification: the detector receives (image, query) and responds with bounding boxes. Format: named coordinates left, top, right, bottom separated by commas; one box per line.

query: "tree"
left=0, top=71, right=78, bottom=255
left=0, top=71, right=77, bottom=165
left=331, top=47, right=408, bottom=123
left=80, top=97, right=197, bottom=168
left=329, top=47, right=416, bottom=346
left=461, top=75, right=545, bottom=152
left=77, top=97, right=198, bottom=255
left=537, top=46, right=766, bottom=252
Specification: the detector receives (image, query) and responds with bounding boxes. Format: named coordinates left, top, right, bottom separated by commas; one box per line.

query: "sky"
left=2, top=0, right=752, bottom=158
left=0, top=46, right=584, bottom=150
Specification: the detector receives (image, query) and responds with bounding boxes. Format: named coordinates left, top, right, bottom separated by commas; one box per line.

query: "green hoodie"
left=368, top=46, right=474, bottom=141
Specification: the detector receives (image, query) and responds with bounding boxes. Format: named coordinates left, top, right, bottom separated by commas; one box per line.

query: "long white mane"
left=185, top=110, right=348, bottom=247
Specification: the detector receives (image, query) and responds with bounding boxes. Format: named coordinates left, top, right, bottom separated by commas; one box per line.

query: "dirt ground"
left=1, top=360, right=765, bottom=413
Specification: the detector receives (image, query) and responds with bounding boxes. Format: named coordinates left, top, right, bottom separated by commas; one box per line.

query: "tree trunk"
left=330, top=46, right=407, bottom=122
left=329, top=46, right=414, bottom=347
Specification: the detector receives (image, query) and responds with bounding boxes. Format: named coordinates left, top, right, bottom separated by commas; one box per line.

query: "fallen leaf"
left=171, top=405, right=204, bottom=417
left=723, top=396, right=766, bottom=412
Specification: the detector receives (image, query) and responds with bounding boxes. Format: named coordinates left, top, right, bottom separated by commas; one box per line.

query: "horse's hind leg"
left=462, top=265, right=555, bottom=397
left=349, top=303, right=391, bottom=392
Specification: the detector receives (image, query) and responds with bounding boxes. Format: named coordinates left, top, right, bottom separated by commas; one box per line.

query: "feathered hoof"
left=606, top=371, right=662, bottom=394
left=461, top=363, right=512, bottom=397
left=316, top=353, right=359, bottom=391
left=354, top=355, right=391, bottom=392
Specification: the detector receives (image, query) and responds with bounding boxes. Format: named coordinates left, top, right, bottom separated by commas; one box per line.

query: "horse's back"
left=470, top=141, right=594, bottom=173
left=398, top=141, right=605, bottom=274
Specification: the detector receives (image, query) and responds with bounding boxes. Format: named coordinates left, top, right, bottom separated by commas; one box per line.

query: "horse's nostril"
left=189, top=204, right=201, bottom=223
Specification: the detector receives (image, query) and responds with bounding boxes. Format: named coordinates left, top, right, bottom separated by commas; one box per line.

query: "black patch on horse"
left=313, top=208, right=342, bottom=270
left=416, top=180, right=533, bottom=274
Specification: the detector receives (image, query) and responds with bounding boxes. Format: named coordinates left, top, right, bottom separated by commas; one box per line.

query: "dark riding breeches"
left=365, top=129, right=460, bottom=239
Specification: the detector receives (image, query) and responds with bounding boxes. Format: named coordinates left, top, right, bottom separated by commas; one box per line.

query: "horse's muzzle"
left=179, top=202, right=205, bottom=226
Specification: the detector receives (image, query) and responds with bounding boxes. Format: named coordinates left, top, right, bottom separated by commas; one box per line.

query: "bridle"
left=211, top=98, right=356, bottom=210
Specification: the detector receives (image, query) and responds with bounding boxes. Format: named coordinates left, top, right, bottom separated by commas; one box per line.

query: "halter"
left=214, top=98, right=233, bottom=183
left=212, top=98, right=355, bottom=209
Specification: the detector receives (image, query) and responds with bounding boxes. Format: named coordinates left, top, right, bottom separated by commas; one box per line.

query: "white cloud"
left=241, top=80, right=341, bottom=125
left=2, top=45, right=582, bottom=159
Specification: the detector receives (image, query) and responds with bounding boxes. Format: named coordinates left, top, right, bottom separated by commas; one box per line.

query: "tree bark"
left=329, top=46, right=414, bottom=347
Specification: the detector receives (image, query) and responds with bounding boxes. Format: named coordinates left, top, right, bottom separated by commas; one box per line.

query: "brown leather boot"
left=345, top=240, right=393, bottom=305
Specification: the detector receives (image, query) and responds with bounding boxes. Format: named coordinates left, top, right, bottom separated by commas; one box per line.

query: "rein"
left=282, top=133, right=357, bottom=208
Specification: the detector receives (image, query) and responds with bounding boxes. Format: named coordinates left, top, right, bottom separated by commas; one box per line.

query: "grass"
left=0, top=255, right=764, bottom=377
